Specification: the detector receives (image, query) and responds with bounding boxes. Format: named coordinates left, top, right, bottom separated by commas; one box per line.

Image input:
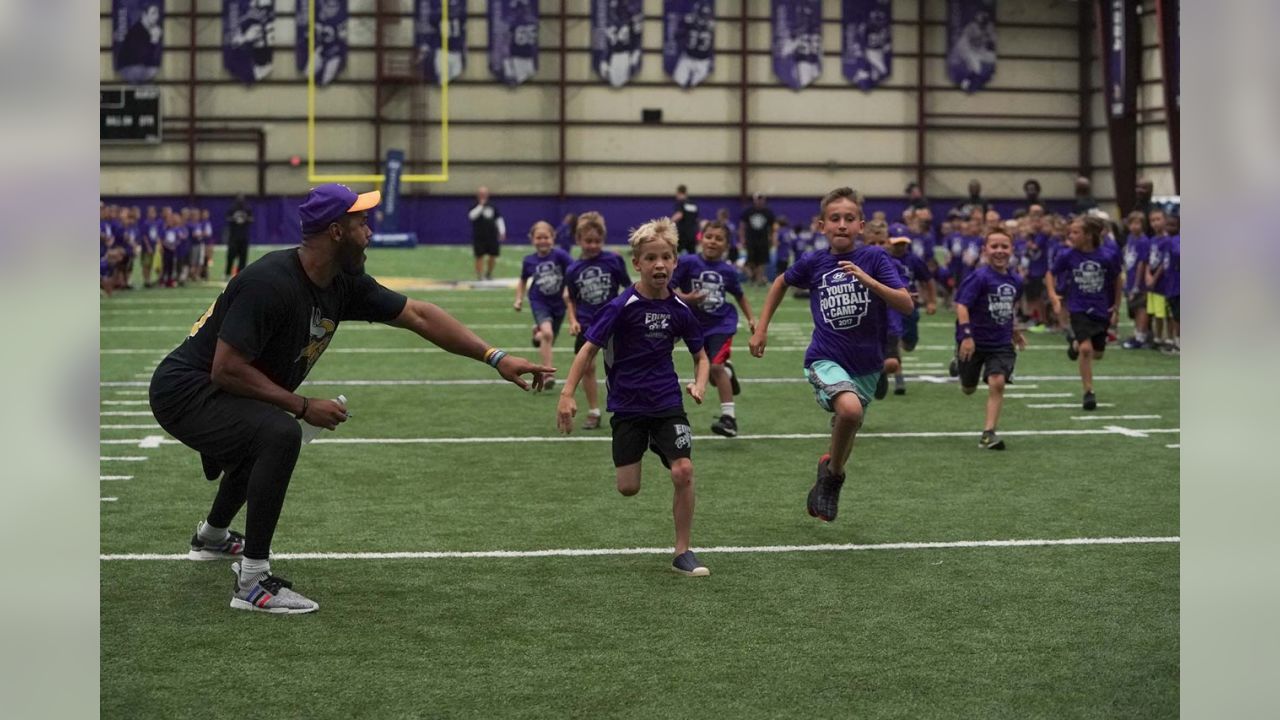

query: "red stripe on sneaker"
left=256, top=591, right=272, bottom=607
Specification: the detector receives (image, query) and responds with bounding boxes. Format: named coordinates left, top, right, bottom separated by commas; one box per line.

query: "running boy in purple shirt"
left=557, top=218, right=711, bottom=577
left=887, top=232, right=937, bottom=396
left=1046, top=216, right=1123, bottom=411
left=670, top=220, right=756, bottom=438
left=954, top=230, right=1026, bottom=450
left=564, top=212, right=631, bottom=429
left=749, top=187, right=913, bottom=523
left=514, top=221, right=575, bottom=389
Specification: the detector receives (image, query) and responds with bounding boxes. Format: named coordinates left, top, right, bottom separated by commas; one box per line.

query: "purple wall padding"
left=100, top=194, right=1075, bottom=246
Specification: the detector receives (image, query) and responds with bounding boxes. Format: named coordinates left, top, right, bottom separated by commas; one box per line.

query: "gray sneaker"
left=230, top=563, right=319, bottom=615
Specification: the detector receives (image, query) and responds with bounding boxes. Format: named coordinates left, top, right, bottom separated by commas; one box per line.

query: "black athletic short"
left=703, top=333, right=733, bottom=365
left=1024, top=276, right=1046, bottom=301
left=746, top=238, right=770, bottom=266
left=883, top=333, right=901, bottom=360
left=1167, top=295, right=1180, bottom=323
left=957, top=345, right=1017, bottom=388
left=1126, top=291, right=1147, bottom=319
left=148, top=361, right=300, bottom=474
left=574, top=331, right=592, bottom=355
left=472, top=237, right=500, bottom=258
left=610, top=409, right=692, bottom=469
left=1070, top=312, right=1109, bottom=353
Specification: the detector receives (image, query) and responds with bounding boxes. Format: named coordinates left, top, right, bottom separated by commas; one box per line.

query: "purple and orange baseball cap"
left=299, top=184, right=380, bottom=235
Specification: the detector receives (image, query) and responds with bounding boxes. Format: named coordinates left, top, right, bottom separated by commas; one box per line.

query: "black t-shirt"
left=225, top=204, right=253, bottom=242
left=739, top=207, right=776, bottom=245
left=156, top=248, right=408, bottom=402
left=672, top=199, right=699, bottom=241
left=470, top=203, right=502, bottom=243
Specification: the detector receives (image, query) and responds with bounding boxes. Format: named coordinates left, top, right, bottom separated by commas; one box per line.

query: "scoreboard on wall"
left=100, top=86, right=161, bottom=144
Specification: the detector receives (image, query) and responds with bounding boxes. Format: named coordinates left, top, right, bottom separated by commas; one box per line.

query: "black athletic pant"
left=225, top=237, right=249, bottom=276
left=150, top=365, right=302, bottom=560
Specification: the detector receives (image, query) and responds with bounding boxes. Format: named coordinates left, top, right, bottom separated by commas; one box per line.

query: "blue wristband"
left=486, top=349, right=507, bottom=368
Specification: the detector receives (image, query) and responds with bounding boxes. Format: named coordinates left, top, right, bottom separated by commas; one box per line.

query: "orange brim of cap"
left=889, top=236, right=912, bottom=244
left=347, top=190, right=381, bottom=213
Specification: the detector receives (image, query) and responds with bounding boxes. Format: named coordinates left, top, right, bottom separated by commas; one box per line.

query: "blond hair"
left=528, top=220, right=555, bottom=239
left=628, top=217, right=679, bottom=257
left=864, top=219, right=888, bottom=237
left=576, top=211, right=606, bottom=239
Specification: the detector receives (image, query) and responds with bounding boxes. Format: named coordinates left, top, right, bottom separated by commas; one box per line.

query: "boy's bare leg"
left=670, top=458, right=695, bottom=555
left=616, top=463, right=641, bottom=497
left=828, top=392, right=865, bottom=475
left=985, top=374, right=1006, bottom=431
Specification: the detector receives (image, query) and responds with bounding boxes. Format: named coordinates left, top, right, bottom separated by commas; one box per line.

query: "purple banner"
left=946, top=0, right=996, bottom=92
left=663, top=0, right=715, bottom=89
left=1156, top=0, right=1179, bottom=189
left=592, top=0, right=644, bottom=87
left=1104, top=0, right=1127, bottom=117
left=841, top=0, right=892, bottom=90
left=112, top=0, right=163, bottom=84
left=223, top=0, right=276, bottom=85
left=295, top=0, right=348, bottom=86
left=489, top=0, right=539, bottom=87
left=772, top=0, right=823, bottom=90
left=415, top=0, right=466, bottom=85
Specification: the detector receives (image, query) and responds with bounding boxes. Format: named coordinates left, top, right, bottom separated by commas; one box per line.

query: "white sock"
left=588, top=408, right=601, bottom=417
left=721, top=402, right=735, bottom=418
left=239, top=557, right=270, bottom=581
left=197, top=520, right=229, bottom=544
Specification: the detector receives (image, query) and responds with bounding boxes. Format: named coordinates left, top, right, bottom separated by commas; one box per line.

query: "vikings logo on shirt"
left=692, top=270, right=726, bottom=312
left=1072, top=260, right=1106, bottom=294
left=532, top=259, right=565, bottom=296
left=574, top=265, right=614, bottom=305
left=817, top=268, right=871, bottom=330
left=644, top=311, right=671, bottom=337
left=297, top=307, right=337, bottom=373
left=987, top=283, right=1017, bottom=324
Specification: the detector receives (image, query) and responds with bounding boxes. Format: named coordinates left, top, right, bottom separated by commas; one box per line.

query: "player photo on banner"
left=489, top=0, right=539, bottom=87
left=592, top=0, right=644, bottom=88
left=112, top=0, right=163, bottom=84
left=415, top=0, right=467, bottom=85
left=946, top=0, right=996, bottom=92
left=295, top=0, right=348, bottom=86
left=1103, top=0, right=1128, bottom=118
left=841, top=0, right=892, bottom=91
left=223, top=0, right=276, bottom=85
left=772, top=0, right=823, bottom=90
left=663, top=0, right=715, bottom=89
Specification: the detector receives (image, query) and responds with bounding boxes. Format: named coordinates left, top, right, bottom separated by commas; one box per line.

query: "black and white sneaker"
left=979, top=430, right=1006, bottom=451
left=948, top=357, right=959, bottom=377
left=710, top=415, right=738, bottom=438
left=671, top=550, right=710, bottom=577
left=806, top=454, right=846, bottom=522
left=893, top=386, right=906, bottom=396
left=874, top=372, right=888, bottom=400
left=1082, top=391, right=1097, bottom=411
left=724, top=360, right=741, bottom=396
left=188, top=526, right=246, bottom=561
left=230, top=563, right=319, bottom=615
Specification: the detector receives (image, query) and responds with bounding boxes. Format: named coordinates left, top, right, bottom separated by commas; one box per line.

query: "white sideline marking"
left=1003, top=393, right=1071, bottom=399
left=111, top=390, right=150, bottom=395
left=102, top=400, right=149, bottom=405
left=100, top=456, right=147, bottom=462
left=100, top=475, right=133, bottom=481
left=99, top=374, right=1181, bottom=388
left=99, top=535, right=1180, bottom=562
left=101, top=424, right=162, bottom=430
left=101, top=497, right=118, bottom=503
left=1027, top=403, right=1116, bottom=409
left=100, top=411, right=154, bottom=417
left=1072, top=415, right=1161, bottom=421
left=97, top=426, right=1180, bottom=447
left=1104, top=425, right=1148, bottom=438
left=1166, top=444, right=1180, bottom=449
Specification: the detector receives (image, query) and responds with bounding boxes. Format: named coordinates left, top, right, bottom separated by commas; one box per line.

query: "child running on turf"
left=954, top=229, right=1026, bottom=450
left=1120, top=210, right=1152, bottom=349
left=515, top=221, right=575, bottom=389
left=749, top=188, right=912, bottom=522
left=564, top=212, right=631, bottom=429
left=556, top=218, right=711, bottom=576
left=860, top=220, right=903, bottom=400
left=887, top=233, right=937, bottom=395
left=670, top=220, right=755, bottom=437
left=1045, top=215, right=1123, bottom=411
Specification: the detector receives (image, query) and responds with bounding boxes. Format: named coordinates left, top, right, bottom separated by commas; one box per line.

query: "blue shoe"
left=672, top=550, right=710, bottom=577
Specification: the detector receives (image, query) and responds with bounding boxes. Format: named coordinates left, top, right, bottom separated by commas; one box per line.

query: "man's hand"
left=958, top=337, right=976, bottom=362
left=302, top=397, right=349, bottom=430
left=513, top=298, right=523, bottom=311
left=496, top=355, right=555, bottom=392
left=686, top=382, right=705, bottom=404
left=749, top=330, right=768, bottom=358
left=556, top=394, right=577, bottom=434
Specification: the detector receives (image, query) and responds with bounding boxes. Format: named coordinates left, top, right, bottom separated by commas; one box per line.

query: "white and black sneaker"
left=188, top=525, right=246, bottom=561
left=671, top=550, right=710, bottom=577
left=230, top=563, right=319, bottom=615
left=710, top=415, right=738, bottom=438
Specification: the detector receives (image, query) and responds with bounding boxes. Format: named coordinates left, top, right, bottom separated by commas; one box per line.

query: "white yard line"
left=101, top=497, right=118, bottom=503
left=101, top=400, right=150, bottom=405
left=1027, top=403, right=1116, bottom=409
left=100, top=475, right=133, bottom=481
left=98, top=426, right=1180, bottom=447
left=100, top=424, right=162, bottom=430
left=100, top=456, right=148, bottom=462
left=1071, top=415, right=1162, bottom=421
left=1166, top=444, right=1180, bottom=449
left=100, top=411, right=154, bottom=417
left=1003, top=393, right=1072, bottom=399
left=99, top=535, right=1180, bottom=562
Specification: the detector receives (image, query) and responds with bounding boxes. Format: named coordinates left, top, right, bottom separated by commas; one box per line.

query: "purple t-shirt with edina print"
left=669, top=253, right=745, bottom=336
left=565, top=251, right=631, bottom=329
left=521, top=247, right=574, bottom=312
left=584, top=286, right=704, bottom=415
left=1122, top=234, right=1151, bottom=294
left=1051, top=247, right=1121, bottom=319
left=783, top=245, right=906, bottom=376
left=954, top=265, right=1024, bottom=348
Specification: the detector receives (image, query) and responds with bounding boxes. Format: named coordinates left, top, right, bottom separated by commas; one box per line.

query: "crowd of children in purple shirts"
left=99, top=202, right=222, bottom=295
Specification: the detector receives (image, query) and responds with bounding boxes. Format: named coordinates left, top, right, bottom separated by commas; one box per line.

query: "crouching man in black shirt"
left=149, top=184, right=552, bottom=614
